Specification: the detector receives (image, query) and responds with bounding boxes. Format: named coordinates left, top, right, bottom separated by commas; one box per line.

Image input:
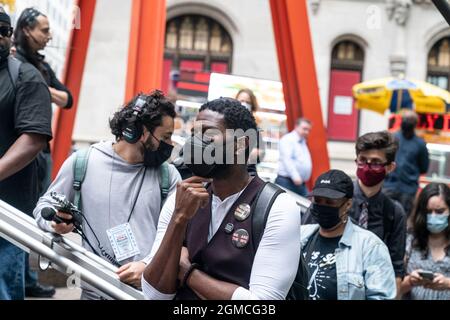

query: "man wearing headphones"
left=33, top=90, right=181, bottom=299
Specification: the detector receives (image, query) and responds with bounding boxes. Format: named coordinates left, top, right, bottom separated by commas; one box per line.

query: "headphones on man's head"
left=122, top=96, right=147, bottom=144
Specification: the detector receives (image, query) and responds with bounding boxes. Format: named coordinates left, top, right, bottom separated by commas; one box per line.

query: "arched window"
left=327, top=40, right=365, bottom=141
left=164, top=15, right=233, bottom=73
left=331, top=41, right=364, bottom=70
left=427, top=37, right=450, bottom=90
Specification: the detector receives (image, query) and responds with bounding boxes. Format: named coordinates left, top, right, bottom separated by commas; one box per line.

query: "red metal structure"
left=52, top=0, right=329, bottom=184
left=125, top=0, right=167, bottom=102
left=270, top=0, right=330, bottom=185
left=51, top=0, right=96, bottom=178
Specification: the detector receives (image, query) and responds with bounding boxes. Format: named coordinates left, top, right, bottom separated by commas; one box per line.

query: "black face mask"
left=0, top=43, right=10, bottom=62
left=182, top=134, right=231, bottom=178
left=310, top=202, right=346, bottom=230
left=142, top=134, right=174, bottom=168
left=401, top=119, right=416, bottom=139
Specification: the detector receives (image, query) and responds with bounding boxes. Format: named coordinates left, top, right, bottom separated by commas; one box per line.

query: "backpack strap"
left=252, top=182, right=285, bottom=251
left=73, top=147, right=92, bottom=209
left=7, top=56, right=22, bottom=89
left=159, top=162, right=170, bottom=206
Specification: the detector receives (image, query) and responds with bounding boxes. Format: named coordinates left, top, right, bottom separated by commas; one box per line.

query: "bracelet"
left=181, top=263, right=200, bottom=288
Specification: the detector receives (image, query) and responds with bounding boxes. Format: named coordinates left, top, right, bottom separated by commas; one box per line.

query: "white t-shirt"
left=142, top=184, right=301, bottom=300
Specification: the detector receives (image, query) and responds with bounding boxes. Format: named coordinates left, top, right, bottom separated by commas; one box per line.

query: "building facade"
left=7, top=0, right=448, bottom=176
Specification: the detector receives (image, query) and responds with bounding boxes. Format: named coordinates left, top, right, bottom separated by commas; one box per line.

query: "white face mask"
left=240, top=102, right=252, bottom=112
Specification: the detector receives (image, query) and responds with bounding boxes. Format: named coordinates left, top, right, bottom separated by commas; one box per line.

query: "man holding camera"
left=33, top=91, right=181, bottom=299
left=0, top=7, right=52, bottom=300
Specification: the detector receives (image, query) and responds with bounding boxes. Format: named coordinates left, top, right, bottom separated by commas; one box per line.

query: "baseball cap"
left=0, top=7, right=11, bottom=26
left=311, top=169, right=353, bottom=199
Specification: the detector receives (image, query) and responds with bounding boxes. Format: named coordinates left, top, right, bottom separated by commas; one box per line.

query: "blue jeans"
left=0, top=238, right=25, bottom=300
left=275, top=175, right=308, bottom=197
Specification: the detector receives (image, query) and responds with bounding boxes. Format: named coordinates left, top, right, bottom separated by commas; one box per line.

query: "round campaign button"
left=232, top=229, right=250, bottom=248
left=224, top=222, right=234, bottom=234
left=234, top=203, right=251, bottom=222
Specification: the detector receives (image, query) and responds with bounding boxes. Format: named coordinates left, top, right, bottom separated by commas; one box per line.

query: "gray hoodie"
left=33, top=141, right=181, bottom=265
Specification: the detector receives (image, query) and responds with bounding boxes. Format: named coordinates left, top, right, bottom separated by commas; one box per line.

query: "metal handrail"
left=0, top=200, right=144, bottom=300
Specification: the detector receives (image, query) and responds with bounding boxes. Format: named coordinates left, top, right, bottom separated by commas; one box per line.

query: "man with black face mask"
left=142, top=98, right=301, bottom=300
left=384, top=110, right=429, bottom=217
left=0, top=7, right=52, bottom=300
left=301, top=169, right=396, bottom=300
left=33, top=91, right=181, bottom=299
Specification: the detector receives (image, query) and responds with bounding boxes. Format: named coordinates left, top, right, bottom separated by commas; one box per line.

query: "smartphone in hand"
left=418, top=270, right=435, bottom=281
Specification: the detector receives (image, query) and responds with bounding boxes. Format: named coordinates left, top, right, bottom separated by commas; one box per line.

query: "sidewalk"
left=27, top=287, right=81, bottom=300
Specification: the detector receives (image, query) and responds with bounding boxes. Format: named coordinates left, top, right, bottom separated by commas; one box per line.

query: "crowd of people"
left=0, top=6, right=449, bottom=301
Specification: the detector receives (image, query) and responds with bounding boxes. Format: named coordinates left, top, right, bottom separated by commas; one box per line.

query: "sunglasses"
left=0, top=26, right=13, bottom=38
left=23, top=8, right=41, bottom=26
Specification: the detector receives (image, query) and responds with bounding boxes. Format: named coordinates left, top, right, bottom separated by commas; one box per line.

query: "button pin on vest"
left=232, top=229, right=250, bottom=248
left=224, top=222, right=234, bottom=234
left=234, top=203, right=251, bottom=221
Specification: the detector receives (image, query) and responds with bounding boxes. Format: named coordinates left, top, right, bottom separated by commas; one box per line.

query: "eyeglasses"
left=0, top=26, right=13, bottom=38
left=355, top=159, right=388, bottom=171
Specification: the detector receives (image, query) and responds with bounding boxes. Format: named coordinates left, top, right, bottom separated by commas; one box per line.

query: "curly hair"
left=355, top=131, right=399, bottom=163
left=199, top=97, right=258, bottom=159
left=109, top=90, right=176, bottom=140
left=412, top=183, right=450, bottom=254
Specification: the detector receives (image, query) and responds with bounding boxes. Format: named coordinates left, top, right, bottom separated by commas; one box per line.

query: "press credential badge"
left=107, top=223, right=140, bottom=262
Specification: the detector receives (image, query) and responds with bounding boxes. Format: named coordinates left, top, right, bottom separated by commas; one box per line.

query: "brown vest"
left=176, top=176, right=266, bottom=300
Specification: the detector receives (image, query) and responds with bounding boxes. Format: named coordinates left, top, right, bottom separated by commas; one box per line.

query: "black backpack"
left=252, top=182, right=310, bottom=300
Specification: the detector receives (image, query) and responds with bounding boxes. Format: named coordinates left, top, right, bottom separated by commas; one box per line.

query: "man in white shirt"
left=276, top=118, right=312, bottom=197
left=142, top=98, right=301, bottom=300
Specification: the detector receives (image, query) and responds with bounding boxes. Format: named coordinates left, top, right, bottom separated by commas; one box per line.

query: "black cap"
left=0, top=7, right=11, bottom=26
left=311, top=169, right=353, bottom=199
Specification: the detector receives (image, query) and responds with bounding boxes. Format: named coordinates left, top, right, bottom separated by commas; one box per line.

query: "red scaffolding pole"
left=270, top=0, right=330, bottom=186
left=125, top=0, right=166, bottom=101
left=51, top=0, right=96, bottom=178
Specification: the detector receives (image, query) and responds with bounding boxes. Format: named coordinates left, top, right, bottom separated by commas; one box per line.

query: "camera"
left=49, top=192, right=83, bottom=229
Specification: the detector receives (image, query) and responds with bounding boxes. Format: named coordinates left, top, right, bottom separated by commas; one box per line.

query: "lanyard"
left=126, top=167, right=147, bottom=223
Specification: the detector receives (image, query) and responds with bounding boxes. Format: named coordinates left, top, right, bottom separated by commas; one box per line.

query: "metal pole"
left=432, top=0, right=450, bottom=26
left=0, top=200, right=144, bottom=300
left=269, top=0, right=330, bottom=188
left=0, top=221, right=137, bottom=300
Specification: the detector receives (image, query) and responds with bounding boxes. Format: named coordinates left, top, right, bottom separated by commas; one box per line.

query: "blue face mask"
left=427, top=214, right=449, bottom=234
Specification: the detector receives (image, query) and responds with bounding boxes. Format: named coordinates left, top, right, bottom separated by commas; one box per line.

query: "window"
left=164, top=15, right=233, bottom=73
left=427, top=38, right=450, bottom=90
left=331, top=41, right=364, bottom=70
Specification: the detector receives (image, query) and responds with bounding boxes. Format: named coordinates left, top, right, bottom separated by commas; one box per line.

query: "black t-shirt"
left=0, top=58, right=52, bottom=214
left=15, top=50, right=73, bottom=154
left=304, top=232, right=341, bottom=300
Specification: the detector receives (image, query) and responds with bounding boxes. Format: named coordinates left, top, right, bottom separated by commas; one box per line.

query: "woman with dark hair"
left=13, top=7, right=73, bottom=194
left=13, top=7, right=74, bottom=298
left=400, top=183, right=450, bottom=299
left=235, top=88, right=265, bottom=176
left=13, top=7, right=72, bottom=108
